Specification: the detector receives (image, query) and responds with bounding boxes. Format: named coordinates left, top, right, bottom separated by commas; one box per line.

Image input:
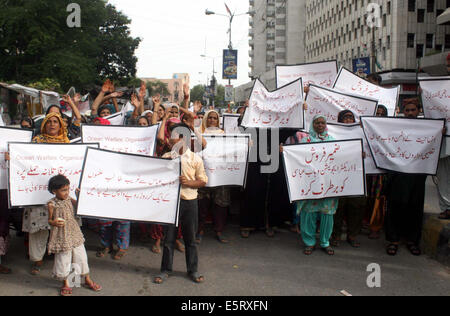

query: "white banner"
left=333, top=67, right=400, bottom=117
left=361, top=117, right=445, bottom=175
left=81, top=125, right=158, bottom=156
left=327, top=123, right=384, bottom=174
left=76, top=148, right=180, bottom=224
left=419, top=78, right=450, bottom=136
left=305, top=84, right=378, bottom=131
left=241, top=79, right=304, bottom=129
left=8, top=143, right=99, bottom=207
left=104, top=112, right=126, bottom=126
left=276, top=60, right=338, bottom=89
left=223, top=114, right=241, bottom=134
left=283, top=139, right=366, bottom=203
left=0, top=127, right=33, bottom=190
left=199, top=135, right=250, bottom=187
left=0, top=115, right=4, bottom=127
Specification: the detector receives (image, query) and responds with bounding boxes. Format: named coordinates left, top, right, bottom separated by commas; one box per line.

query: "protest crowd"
left=0, top=62, right=449, bottom=296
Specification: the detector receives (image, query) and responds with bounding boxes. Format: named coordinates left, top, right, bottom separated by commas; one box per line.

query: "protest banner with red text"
left=282, top=139, right=366, bottom=203
left=276, top=60, right=338, bottom=89
left=361, top=117, right=445, bottom=175
left=419, top=77, right=450, bottom=137
left=76, top=148, right=180, bottom=225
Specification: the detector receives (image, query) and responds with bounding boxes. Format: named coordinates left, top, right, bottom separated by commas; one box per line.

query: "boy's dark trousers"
left=161, top=199, right=199, bottom=275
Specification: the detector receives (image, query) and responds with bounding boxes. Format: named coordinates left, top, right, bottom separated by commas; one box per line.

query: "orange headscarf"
left=33, top=113, right=70, bottom=144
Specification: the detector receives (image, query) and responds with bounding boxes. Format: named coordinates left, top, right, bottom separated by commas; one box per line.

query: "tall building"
left=236, top=0, right=450, bottom=103
left=249, top=0, right=306, bottom=81
left=141, top=73, right=190, bottom=104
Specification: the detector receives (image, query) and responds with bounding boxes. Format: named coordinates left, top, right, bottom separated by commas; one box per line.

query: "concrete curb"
left=422, top=213, right=450, bottom=266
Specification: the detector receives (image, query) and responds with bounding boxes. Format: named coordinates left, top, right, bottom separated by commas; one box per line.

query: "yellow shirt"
left=163, top=149, right=208, bottom=200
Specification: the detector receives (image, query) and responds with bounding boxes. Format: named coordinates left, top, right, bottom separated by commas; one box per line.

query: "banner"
left=333, top=67, right=400, bottom=117
left=0, top=127, right=33, bottom=190
left=361, top=117, right=445, bottom=175
left=283, top=139, right=366, bottom=203
left=104, top=112, right=126, bottom=126
left=223, top=114, right=241, bottom=134
left=223, top=49, right=238, bottom=80
left=304, top=84, right=378, bottom=131
left=241, top=79, right=304, bottom=129
left=8, top=143, right=99, bottom=207
left=419, top=77, right=450, bottom=136
left=327, top=123, right=384, bottom=174
left=199, top=135, right=250, bottom=187
left=76, top=148, right=180, bottom=225
left=81, top=124, right=158, bottom=156
left=276, top=60, right=338, bottom=89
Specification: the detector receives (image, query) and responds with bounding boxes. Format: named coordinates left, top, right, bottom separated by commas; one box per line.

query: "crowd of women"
left=0, top=77, right=448, bottom=294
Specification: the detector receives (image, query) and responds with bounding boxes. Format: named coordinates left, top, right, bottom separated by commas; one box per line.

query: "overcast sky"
left=108, top=0, right=251, bottom=88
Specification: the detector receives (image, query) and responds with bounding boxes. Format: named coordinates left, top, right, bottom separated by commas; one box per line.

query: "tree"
left=214, top=85, right=225, bottom=108
left=190, top=85, right=206, bottom=102
left=0, top=0, right=140, bottom=91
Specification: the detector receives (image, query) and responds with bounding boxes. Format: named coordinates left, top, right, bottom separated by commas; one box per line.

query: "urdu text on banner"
left=199, top=135, right=250, bottom=187
left=419, top=77, right=450, bottom=137
left=8, top=143, right=99, bottom=207
left=76, top=148, right=181, bottom=225
left=276, top=60, right=338, bottom=89
left=282, top=139, right=366, bottom=203
left=333, top=67, right=400, bottom=117
left=0, top=127, right=33, bottom=190
left=241, top=78, right=304, bottom=129
left=361, top=117, right=445, bottom=175
left=81, top=124, right=158, bottom=156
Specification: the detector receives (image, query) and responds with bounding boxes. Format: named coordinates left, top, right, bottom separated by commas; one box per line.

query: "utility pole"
left=371, top=26, right=376, bottom=74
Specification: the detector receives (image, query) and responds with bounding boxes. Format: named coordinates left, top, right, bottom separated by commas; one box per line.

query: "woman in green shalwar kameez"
left=295, top=115, right=338, bottom=256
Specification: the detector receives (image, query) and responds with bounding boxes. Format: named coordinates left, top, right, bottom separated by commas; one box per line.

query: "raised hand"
left=109, top=91, right=124, bottom=99
left=102, top=79, right=114, bottom=93
left=131, top=94, right=140, bottom=108
left=139, top=82, right=147, bottom=99
left=152, top=94, right=161, bottom=105
left=183, top=83, right=190, bottom=100
left=194, top=101, right=202, bottom=113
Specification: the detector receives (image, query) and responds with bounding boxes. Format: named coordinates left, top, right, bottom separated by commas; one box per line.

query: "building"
left=236, top=0, right=450, bottom=103
left=141, top=73, right=190, bottom=104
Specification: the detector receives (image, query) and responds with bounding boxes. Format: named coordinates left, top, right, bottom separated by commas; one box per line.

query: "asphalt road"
left=0, top=179, right=448, bottom=296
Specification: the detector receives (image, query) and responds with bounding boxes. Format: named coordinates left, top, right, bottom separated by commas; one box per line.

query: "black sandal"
left=304, top=246, right=315, bottom=255
left=406, top=243, right=421, bottom=256
left=386, top=244, right=398, bottom=256
left=154, top=273, right=169, bottom=284
left=189, top=272, right=205, bottom=284
left=438, top=210, right=450, bottom=220
left=322, top=246, right=335, bottom=256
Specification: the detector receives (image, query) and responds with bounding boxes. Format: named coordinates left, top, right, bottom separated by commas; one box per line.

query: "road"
left=0, top=179, right=448, bottom=296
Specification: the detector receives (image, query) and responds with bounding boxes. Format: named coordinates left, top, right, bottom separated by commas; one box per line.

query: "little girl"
left=47, top=174, right=102, bottom=296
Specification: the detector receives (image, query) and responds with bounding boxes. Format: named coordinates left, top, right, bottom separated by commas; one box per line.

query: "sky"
left=108, top=0, right=251, bottom=88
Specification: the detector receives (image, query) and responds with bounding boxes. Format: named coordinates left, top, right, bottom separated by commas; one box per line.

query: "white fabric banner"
left=223, top=114, right=241, bottom=134
left=8, top=143, right=99, bottom=207
left=199, top=135, right=250, bottom=187
left=241, top=79, right=304, bottom=129
left=305, top=84, right=378, bottom=131
left=81, top=125, right=158, bottom=156
left=327, top=123, right=384, bottom=174
left=76, top=148, right=180, bottom=224
left=333, top=67, right=400, bottom=117
left=104, top=112, right=126, bottom=126
left=276, top=61, right=338, bottom=89
left=419, top=78, right=450, bottom=136
left=361, top=117, right=445, bottom=175
left=283, top=139, right=366, bottom=202
left=0, top=127, right=33, bottom=190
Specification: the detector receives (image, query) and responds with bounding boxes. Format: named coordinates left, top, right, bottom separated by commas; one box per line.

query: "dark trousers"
left=161, top=200, right=199, bottom=275
left=198, top=198, right=227, bottom=233
left=333, top=197, right=366, bottom=239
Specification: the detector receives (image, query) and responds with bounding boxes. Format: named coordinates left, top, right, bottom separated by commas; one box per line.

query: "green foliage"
left=190, top=85, right=206, bottom=102
left=214, top=85, right=225, bottom=108
left=27, top=78, right=62, bottom=93
left=0, top=0, right=140, bottom=91
left=146, top=81, right=170, bottom=97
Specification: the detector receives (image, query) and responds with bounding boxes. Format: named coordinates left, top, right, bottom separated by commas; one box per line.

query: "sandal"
left=96, top=247, right=110, bottom=258
left=331, top=238, right=340, bottom=247
left=265, top=228, right=275, bottom=238
left=195, top=233, right=203, bottom=244
left=175, top=240, right=185, bottom=253
left=84, top=281, right=102, bottom=292
left=151, top=244, right=161, bottom=254
left=60, top=286, right=73, bottom=297
left=322, top=246, right=335, bottom=256
left=30, top=264, right=41, bottom=275
left=0, top=265, right=12, bottom=274
left=386, top=244, right=398, bottom=256
left=304, top=246, right=315, bottom=256
left=216, top=234, right=229, bottom=244
left=113, top=249, right=127, bottom=260
left=240, top=229, right=250, bottom=238
left=406, top=243, right=421, bottom=256
left=154, top=273, right=169, bottom=284
left=347, top=238, right=361, bottom=248
left=189, top=272, right=205, bottom=284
